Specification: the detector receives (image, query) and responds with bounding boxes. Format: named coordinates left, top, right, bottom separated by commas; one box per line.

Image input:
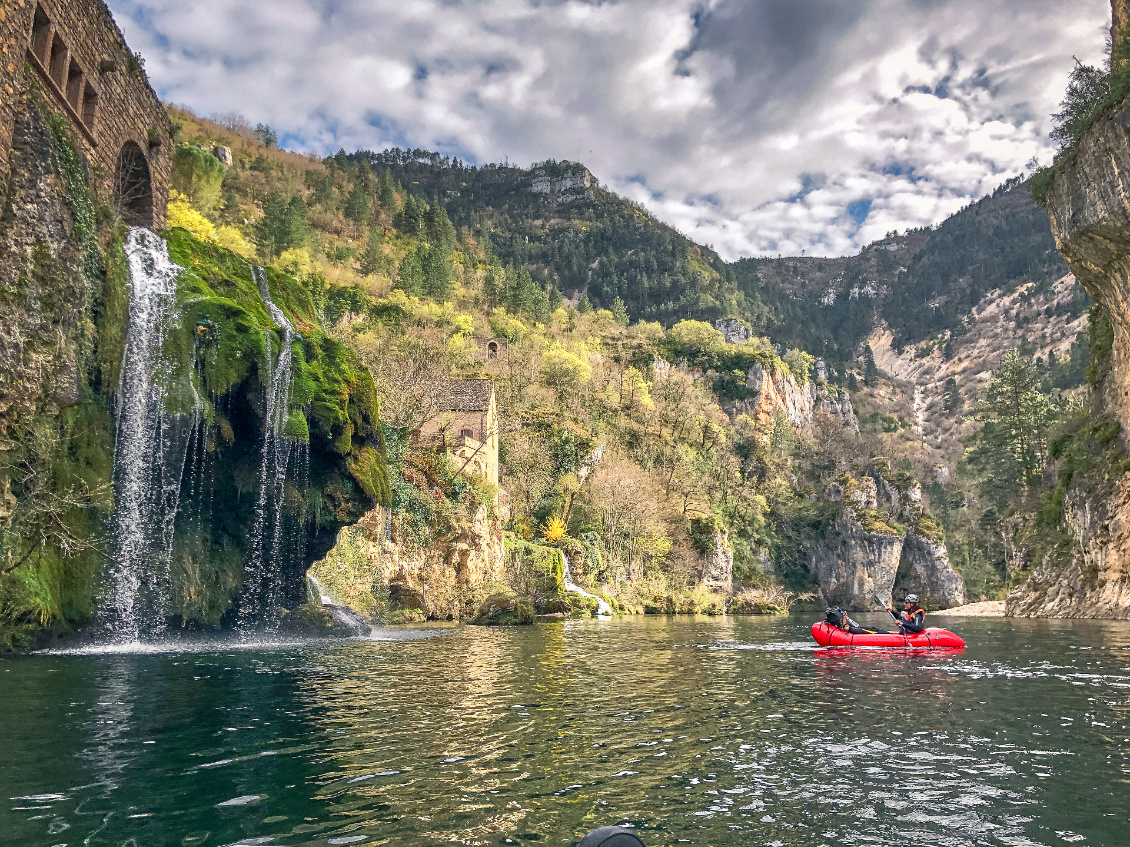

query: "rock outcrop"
left=1028, top=66, right=1130, bottom=618
left=700, top=531, right=735, bottom=593
left=896, top=531, right=966, bottom=610
left=1046, top=103, right=1130, bottom=438
left=312, top=502, right=506, bottom=622
left=1007, top=476, right=1130, bottom=619
left=809, top=509, right=905, bottom=609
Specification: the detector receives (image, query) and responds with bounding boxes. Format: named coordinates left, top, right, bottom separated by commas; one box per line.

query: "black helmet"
left=825, top=608, right=846, bottom=625
left=904, top=594, right=920, bottom=605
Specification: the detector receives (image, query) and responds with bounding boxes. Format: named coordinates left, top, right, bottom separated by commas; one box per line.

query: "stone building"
left=474, top=336, right=509, bottom=367
left=0, top=0, right=173, bottom=226
left=417, top=379, right=499, bottom=488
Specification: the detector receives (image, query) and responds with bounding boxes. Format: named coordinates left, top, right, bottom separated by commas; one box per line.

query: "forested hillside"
left=153, top=105, right=1101, bottom=621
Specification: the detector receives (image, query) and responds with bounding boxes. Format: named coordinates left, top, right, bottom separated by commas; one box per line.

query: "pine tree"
left=578, top=295, right=593, bottom=314
left=968, top=350, right=1057, bottom=501
left=863, top=345, right=879, bottom=385
left=254, top=192, right=309, bottom=259
left=611, top=296, right=630, bottom=326
left=345, top=179, right=371, bottom=223
left=421, top=244, right=454, bottom=299
left=942, top=377, right=962, bottom=413
left=396, top=248, right=424, bottom=296
left=358, top=227, right=387, bottom=276
left=378, top=171, right=397, bottom=215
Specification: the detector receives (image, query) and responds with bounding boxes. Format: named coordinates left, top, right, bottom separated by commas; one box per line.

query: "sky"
left=108, top=0, right=1111, bottom=260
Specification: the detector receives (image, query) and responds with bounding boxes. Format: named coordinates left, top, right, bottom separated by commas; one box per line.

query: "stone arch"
left=116, top=142, right=153, bottom=226
left=487, top=341, right=499, bottom=358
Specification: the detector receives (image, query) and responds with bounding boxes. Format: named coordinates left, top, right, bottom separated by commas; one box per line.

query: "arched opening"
left=81, top=83, right=98, bottom=129
left=461, top=428, right=474, bottom=439
left=49, top=33, right=67, bottom=89
left=487, top=341, right=499, bottom=359
left=31, top=7, right=52, bottom=65
left=66, top=59, right=84, bottom=111
left=116, top=142, right=153, bottom=227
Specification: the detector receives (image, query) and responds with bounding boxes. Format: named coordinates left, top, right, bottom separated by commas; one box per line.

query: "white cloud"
left=108, top=0, right=1110, bottom=259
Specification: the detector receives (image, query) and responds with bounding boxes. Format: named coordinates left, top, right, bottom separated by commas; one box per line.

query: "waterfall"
left=560, top=551, right=612, bottom=616
left=238, top=267, right=299, bottom=629
left=306, top=572, right=333, bottom=606
left=105, top=228, right=197, bottom=642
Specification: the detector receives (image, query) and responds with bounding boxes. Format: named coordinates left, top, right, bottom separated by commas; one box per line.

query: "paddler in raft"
left=886, top=594, right=926, bottom=634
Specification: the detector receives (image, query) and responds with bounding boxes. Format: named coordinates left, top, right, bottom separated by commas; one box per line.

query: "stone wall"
left=0, top=0, right=171, bottom=226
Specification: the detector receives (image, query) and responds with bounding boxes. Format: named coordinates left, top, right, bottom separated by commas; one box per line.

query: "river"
left=2, top=615, right=1128, bottom=846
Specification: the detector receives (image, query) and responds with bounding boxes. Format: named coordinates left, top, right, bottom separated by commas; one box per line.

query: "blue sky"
left=109, top=0, right=1110, bottom=259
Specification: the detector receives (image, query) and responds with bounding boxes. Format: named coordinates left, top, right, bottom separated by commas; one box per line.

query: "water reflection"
left=3, top=616, right=1129, bottom=846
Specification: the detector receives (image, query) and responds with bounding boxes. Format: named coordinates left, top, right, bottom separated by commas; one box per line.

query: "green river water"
left=2, top=615, right=1129, bottom=847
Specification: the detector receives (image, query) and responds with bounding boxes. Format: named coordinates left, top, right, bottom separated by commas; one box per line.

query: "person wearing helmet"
left=825, top=608, right=881, bottom=635
left=886, top=594, right=926, bottom=634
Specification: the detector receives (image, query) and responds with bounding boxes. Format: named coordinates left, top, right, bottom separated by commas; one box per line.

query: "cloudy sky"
left=108, top=0, right=1109, bottom=259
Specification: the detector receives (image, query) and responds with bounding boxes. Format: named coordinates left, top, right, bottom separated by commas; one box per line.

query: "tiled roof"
left=436, top=379, right=494, bottom=412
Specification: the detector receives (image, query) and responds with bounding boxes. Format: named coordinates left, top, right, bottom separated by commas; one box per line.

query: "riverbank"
left=934, top=600, right=1005, bottom=616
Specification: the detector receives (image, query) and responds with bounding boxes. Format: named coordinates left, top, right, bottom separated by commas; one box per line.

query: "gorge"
left=0, top=0, right=1127, bottom=654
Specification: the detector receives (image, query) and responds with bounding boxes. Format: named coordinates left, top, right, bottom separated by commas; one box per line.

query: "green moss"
left=284, top=410, right=310, bottom=442
left=348, top=445, right=391, bottom=503
left=856, top=509, right=904, bottom=536
left=469, top=593, right=536, bottom=626
left=911, top=512, right=945, bottom=544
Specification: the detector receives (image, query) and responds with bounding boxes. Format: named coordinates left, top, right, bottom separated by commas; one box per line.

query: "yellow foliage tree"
left=166, top=190, right=215, bottom=241
left=541, top=516, right=567, bottom=544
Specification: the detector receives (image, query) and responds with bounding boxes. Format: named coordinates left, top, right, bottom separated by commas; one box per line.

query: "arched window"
left=487, top=341, right=499, bottom=359
left=116, top=142, right=153, bottom=226
left=31, top=7, right=52, bottom=66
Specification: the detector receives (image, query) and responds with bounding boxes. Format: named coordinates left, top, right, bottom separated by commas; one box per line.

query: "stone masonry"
left=0, top=0, right=172, bottom=226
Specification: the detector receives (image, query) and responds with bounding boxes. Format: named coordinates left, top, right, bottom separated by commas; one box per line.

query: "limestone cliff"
left=1013, top=94, right=1130, bottom=618
left=311, top=503, right=506, bottom=622
left=1008, top=476, right=1130, bottom=619
left=896, top=531, right=966, bottom=610
left=809, top=508, right=905, bottom=610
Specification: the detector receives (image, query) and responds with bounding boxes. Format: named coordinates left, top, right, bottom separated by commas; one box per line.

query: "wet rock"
left=469, top=593, right=535, bottom=626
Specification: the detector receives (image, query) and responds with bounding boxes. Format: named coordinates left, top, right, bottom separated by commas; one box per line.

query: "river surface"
left=2, top=615, right=1129, bottom=847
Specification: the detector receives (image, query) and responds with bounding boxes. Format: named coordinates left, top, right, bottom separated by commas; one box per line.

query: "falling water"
left=239, top=267, right=299, bottom=629
left=106, top=228, right=197, bottom=642
left=560, top=551, right=612, bottom=616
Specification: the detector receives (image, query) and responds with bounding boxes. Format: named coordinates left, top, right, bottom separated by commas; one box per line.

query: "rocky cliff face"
left=700, top=531, right=735, bottom=593
left=897, top=531, right=966, bottom=610
left=1046, top=104, right=1130, bottom=437
left=1008, top=476, right=1130, bottom=619
left=810, top=508, right=904, bottom=610
left=312, top=503, right=505, bottom=621
left=1018, top=96, right=1130, bottom=618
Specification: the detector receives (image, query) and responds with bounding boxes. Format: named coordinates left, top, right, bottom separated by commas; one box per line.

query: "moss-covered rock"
left=469, top=593, right=536, bottom=626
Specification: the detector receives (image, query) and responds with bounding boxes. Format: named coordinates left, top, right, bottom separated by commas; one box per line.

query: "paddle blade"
left=874, top=593, right=887, bottom=608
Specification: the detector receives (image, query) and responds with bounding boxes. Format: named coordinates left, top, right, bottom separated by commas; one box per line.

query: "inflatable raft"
left=811, top=621, right=966, bottom=649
